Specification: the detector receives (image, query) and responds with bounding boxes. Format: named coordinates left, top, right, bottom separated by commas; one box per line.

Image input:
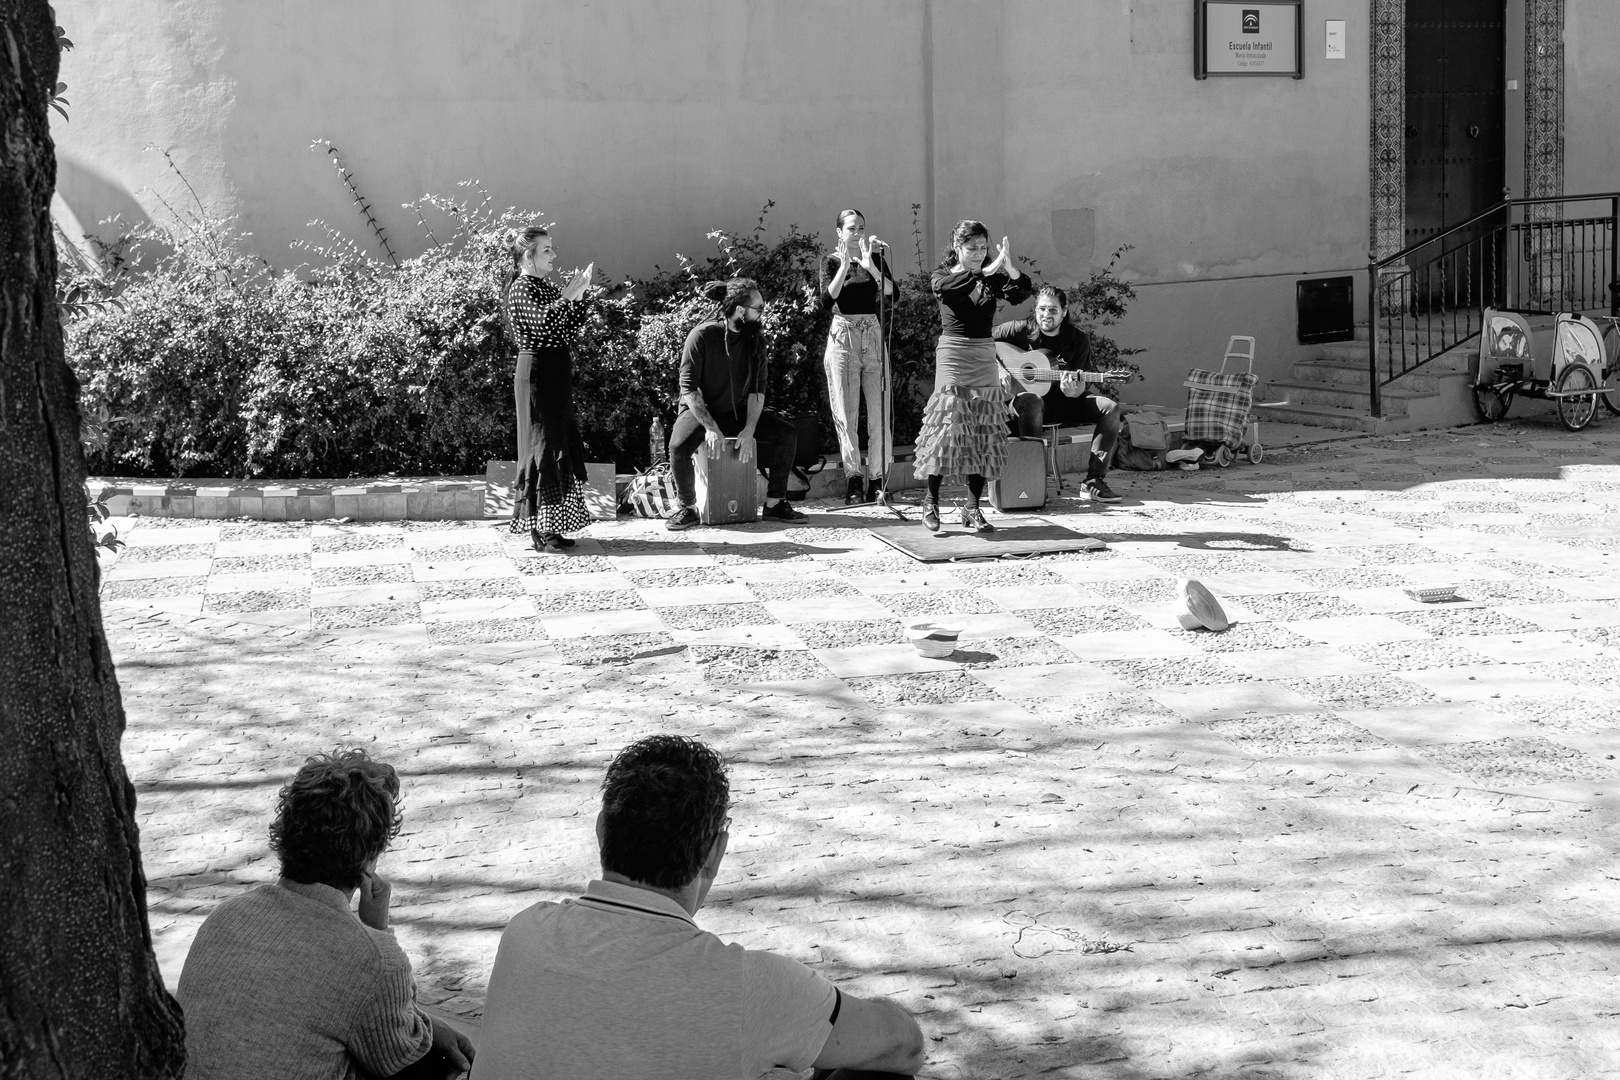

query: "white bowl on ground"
left=903, top=619, right=965, bottom=658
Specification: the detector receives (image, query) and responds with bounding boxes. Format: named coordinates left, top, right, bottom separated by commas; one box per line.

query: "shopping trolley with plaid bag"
left=1182, top=336, right=1264, bottom=467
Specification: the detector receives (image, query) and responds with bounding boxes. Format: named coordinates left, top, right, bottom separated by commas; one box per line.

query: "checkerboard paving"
left=104, top=420, right=1620, bottom=1078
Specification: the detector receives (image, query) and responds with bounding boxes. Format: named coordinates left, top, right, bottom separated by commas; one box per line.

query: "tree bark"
left=0, top=3, right=186, bottom=1077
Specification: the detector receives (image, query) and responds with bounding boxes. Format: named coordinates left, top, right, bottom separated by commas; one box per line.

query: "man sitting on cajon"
left=665, top=278, right=806, bottom=530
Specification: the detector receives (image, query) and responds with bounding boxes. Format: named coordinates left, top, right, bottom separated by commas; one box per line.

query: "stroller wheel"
left=1247, top=443, right=1265, bottom=465
left=1213, top=445, right=1234, bottom=468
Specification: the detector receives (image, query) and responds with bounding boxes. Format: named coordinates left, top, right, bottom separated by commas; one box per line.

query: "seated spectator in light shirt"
left=178, top=748, right=476, bottom=1080
left=472, top=734, right=926, bottom=1080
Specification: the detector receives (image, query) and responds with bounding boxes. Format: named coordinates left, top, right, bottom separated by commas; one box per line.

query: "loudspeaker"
left=989, top=437, right=1047, bottom=510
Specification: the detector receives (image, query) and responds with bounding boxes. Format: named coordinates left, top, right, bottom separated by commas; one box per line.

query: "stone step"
left=1268, top=380, right=1412, bottom=419
left=1254, top=402, right=1384, bottom=433
left=1290, top=358, right=1444, bottom=395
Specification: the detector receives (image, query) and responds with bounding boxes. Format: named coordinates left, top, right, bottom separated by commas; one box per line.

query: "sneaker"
left=865, top=479, right=885, bottom=503
left=762, top=500, right=807, bottom=522
left=962, top=507, right=996, bottom=533
left=845, top=476, right=866, bottom=505
left=665, top=506, right=701, bottom=531
left=1083, top=478, right=1122, bottom=503
left=922, top=501, right=941, bottom=532
left=1165, top=448, right=1204, bottom=464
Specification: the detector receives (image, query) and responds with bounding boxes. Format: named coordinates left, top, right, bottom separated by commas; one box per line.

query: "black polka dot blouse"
left=505, top=275, right=589, bottom=352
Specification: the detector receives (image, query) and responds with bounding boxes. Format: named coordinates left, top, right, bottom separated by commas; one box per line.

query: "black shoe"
left=552, top=534, right=576, bottom=548
left=922, top=501, right=941, bottom=532
left=1083, top=478, right=1122, bottom=503
left=665, top=507, right=701, bottom=531
left=763, top=499, right=807, bottom=522
left=845, top=476, right=866, bottom=505
left=865, top=479, right=885, bottom=503
left=962, top=507, right=995, bottom=533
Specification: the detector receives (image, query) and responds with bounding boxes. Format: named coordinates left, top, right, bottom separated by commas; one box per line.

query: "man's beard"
left=731, top=320, right=763, bottom=339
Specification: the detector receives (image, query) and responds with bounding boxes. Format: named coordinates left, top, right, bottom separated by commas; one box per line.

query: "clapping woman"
left=502, top=225, right=595, bottom=553
left=914, top=220, right=1032, bottom=532
left=819, top=209, right=897, bottom=504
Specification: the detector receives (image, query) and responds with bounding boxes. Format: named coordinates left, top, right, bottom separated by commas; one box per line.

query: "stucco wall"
left=63, top=0, right=1552, bottom=416
left=1565, top=0, right=1620, bottom=199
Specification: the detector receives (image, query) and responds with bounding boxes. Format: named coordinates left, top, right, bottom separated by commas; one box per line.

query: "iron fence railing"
left=1367, top=192, right=1620, bottom=417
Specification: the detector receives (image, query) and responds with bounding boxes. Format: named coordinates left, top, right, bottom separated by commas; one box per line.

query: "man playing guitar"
left=992, top=284, right=1123, bottom=503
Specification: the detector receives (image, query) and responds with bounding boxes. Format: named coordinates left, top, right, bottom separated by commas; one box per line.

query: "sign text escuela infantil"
left=1195, top=0, right=1302, bottom=79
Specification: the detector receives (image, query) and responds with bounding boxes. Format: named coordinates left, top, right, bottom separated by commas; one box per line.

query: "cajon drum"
left=694, top=439, right=762, bottom=525
left=989, top=436, right=1047, bottom=510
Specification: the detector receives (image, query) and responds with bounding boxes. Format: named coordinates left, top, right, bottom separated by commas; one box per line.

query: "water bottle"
left=650, top=417, right=666, bottom=465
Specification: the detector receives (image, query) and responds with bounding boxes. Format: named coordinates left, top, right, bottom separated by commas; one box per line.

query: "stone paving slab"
left=103, top=420, right=1620, bottom=1078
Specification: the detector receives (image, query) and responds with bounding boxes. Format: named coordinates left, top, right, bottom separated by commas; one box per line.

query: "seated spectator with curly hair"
left=472, top=734, right=924, bottom=1080
left=178, top=748, right=476, bottom=1080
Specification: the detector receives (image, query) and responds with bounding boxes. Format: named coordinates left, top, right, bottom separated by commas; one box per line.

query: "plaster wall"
left=1565, top=0, right=1620, bottom=200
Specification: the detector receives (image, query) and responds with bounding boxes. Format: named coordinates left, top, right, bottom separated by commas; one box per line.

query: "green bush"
left=65, top=194, right=1140, bottom=478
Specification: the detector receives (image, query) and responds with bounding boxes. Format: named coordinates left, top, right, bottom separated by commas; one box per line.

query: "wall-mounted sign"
left=1194, top=0, right=1304, bottom=79
left=1325, top=20, right=1346, bottom=59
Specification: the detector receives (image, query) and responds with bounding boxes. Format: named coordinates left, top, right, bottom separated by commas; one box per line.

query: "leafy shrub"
left=64, top=191, right=1140, bottom=478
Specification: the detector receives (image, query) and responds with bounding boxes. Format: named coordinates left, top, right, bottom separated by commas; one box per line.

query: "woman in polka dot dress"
left=502, top=225, right=596, bottom=552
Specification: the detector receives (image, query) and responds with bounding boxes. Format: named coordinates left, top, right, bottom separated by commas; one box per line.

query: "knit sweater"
left=178, top=879, right=433, bottom=1080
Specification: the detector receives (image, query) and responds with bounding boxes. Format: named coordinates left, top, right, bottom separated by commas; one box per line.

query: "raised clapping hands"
left=560, top=262, right=595, bottom=302
left=983, top=237, right=1014, bottom=275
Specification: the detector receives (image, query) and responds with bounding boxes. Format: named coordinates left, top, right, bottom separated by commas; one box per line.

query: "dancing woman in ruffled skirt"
left=914, top=220, right=1032, bottom=532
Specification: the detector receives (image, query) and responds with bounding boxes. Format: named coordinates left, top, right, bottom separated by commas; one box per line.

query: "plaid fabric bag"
left=1182, top=368, right=1257, bottom=447
left=620, top=463, right=680, bottom=518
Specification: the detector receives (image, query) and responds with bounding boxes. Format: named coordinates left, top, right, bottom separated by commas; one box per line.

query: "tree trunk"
left=0, top=3, right=186, bottom=1076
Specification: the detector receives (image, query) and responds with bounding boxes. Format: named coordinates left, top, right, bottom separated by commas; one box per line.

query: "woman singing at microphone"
left=819, top=209, right=897, bottom=504
left=913, top=220, right=1031, bottom=532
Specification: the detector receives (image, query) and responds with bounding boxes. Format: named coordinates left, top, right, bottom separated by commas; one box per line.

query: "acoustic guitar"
left=995, top=342, right=1135, bottom=398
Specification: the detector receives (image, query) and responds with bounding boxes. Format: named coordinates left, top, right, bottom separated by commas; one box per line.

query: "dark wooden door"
left=1405, top=0, right=1506, bottom=245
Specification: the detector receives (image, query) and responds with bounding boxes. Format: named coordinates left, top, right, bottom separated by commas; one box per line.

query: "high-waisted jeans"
left=822, top=314, right=891, bottom=481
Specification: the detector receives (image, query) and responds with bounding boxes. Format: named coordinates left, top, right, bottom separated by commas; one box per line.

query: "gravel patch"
left=1387, top=608, right=1548, bottom=636
left=411, top=544, right=504, bottom=563
left=791, top=620, right=907, bottom=649
left=947, top=565, right=1072, bottom=588
left=312, top=564, right=414, bottom=587
left=515, top=555, right=615, bottom=574
left=1281, top=675, right=1438, bottom=710
left=844, top=672, right=1000, bottom=706
left=311, top=532, right=407, bottom=552
left=417, top=579, right=527, bottom=601
left=1080, top=578, right=1180, bottom=604
left=1344, top=544, right=1456, bottom=565
left=689, top=646, right=832, bottom=684
left=1570, top=626, right=1620, bottom=650
left=1203, top=713, right=1393, bottom=755
left=119, top=544, right=215, bottom=563
left=1478, top=558, right=1571, bottom=578
left=779, top=527, right=877, bottom=546
left=1372, top=512, right=1444, bottom=530
left=744, top=578, right=862, bottom=601
left=312, top=603, right=419, bottom=630
left=949, top=637, right=1081, bottom=669
left=658, top=604, right=776, bottom=631
left=1100, top=656, right=1256, bottom=688
left=709, top=543, right=814, bottom=564
left=1018, top=607, right=1157, bottom=635
left=1418, top=736, right=1617, bottom=786
left=1145, top=553, right=1274, bottom=576
left=1239, top=592, right=1365, bottom=620
left=1450, top=580, right=1570, bottom=605
left=1442, top=500, right=1523, bottom=514
left=426, top=617, right=551, bottom=646
left=1021, top=692, right=1186, bottom=728
left=1172, top=622, right=1318, bottom=652
left=878, top=590, right=1003, bottom=617
left=103, top=576, right=208, bottom=600
left=824, top=557, right=921, bottom=577
left=1342, top=640, right=1506, bottom=671
left=219, top=522, right=310, bottom=539
left=528, top=589, right=645, bottom=614
left=1483, top=694, right=1620, bottom=735
left=1537, top=659, right=1620, bottom=692
left=204, top=590, right=310, bottom=613
left=622, top=567, right=735, bottom=588
left=554, top=633, right=684, bottom=666
left=1288, top=567, right=1407, bottom=590
left=199, top=552, right=307, bottom=574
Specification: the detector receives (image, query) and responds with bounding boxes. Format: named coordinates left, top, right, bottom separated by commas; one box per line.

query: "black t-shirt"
left=930, top=266, right=1034, bottom=339
left=818, top=251, right=896, bottom=317
left=992, top=317, right=1095, bottom=372
left=678, top=321, right=767, bottom=416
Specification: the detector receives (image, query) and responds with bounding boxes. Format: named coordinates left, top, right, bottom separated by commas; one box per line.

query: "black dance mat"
left=869, top=521, right=1107, bottom=562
